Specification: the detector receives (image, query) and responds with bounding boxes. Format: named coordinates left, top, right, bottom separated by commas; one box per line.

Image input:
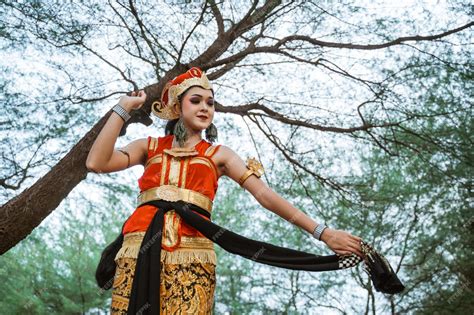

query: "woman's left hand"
left=320, top=228, right=363, bottom=258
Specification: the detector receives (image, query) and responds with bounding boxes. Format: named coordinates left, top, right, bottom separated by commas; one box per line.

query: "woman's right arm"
left=86, top=90, right=148, bottom=174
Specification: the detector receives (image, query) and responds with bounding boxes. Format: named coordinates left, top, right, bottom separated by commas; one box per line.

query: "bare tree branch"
left=215, top=100, right=399, bottom=133
left=208, top=0, right=225, bottom=36
left=177, top=1, right=209, bottom=64
left=273, top=21, right=474, bottom=50
left=127, top=0, right=161, bottom=70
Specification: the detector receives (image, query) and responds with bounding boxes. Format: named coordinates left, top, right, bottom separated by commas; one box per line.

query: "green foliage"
left=0, top=193, right=128, bottom=314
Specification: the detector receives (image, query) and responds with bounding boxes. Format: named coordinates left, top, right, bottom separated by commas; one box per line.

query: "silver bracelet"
left=312, top=224, right=328, bottom=241
left=112, top=104, right=131, bottom=122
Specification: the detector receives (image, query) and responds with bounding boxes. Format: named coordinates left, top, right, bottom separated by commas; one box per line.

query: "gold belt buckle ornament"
left=157, top=185, right=180, bottom=202
left=136, top=185, right=181, bottom=205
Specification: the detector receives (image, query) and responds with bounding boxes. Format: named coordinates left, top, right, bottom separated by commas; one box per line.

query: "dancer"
left=86, top=67, right=402, bottom=314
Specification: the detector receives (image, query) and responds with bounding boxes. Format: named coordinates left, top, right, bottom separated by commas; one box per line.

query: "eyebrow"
left=190, top=94, right=213, bottom=98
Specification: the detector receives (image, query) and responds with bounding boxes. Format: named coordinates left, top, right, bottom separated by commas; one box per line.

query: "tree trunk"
left=0, top=114, right=109, bottom=254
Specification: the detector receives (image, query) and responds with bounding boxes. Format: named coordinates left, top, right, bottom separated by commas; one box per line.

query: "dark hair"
left=164, top=86, right=214, bottom=135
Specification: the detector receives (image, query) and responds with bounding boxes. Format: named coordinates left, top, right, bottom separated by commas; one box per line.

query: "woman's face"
left=180, top=86, right=215, bottom=133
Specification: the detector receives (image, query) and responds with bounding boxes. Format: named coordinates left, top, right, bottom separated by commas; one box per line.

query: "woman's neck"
left=172, top=131, right=202, bottom=149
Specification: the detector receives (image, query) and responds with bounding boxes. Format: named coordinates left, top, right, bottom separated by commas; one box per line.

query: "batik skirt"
left=110, top=231, right=217, bottom=314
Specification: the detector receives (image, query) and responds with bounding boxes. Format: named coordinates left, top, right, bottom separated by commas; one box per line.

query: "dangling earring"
left=173, top=117, right=188, bottom=147
left=205, top=123, right=218, bottom=143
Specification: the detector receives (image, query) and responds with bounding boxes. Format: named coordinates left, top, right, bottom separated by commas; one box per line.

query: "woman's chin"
left=193, top=122, right=211, bottom=131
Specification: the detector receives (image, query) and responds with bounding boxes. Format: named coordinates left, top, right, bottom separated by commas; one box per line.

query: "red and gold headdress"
left=152, top=67, right=213, bottom=120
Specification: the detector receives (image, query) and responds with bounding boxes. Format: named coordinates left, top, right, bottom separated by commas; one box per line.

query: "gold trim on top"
left=145, top=154, right=162, bottom=168
left=163, top=148, right=199, bottom=157
left=189, top=157, right=217, bottom=179
left=204, top=145, right=218, bottom=157
left=148, top=137, right=158, bottom=152
left=181, top=158, right=190, bottom=188
left=189, top=158, right=213, bottom=168
left=160, top=153, right=169, bottom=186
left=147, top=137, right=153, bottom=151
left=168, top=157, right=181, bottom=186
left=137, top=185, right=213, bottom=213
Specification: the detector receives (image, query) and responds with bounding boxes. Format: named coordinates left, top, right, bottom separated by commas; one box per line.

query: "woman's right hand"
left=118, top=90, right=147, bottom=111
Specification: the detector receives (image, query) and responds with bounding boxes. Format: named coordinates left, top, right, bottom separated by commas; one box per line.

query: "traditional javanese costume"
left=111, top=135, right=221, bottom=314
left=106, top=67, right=404, bottom=315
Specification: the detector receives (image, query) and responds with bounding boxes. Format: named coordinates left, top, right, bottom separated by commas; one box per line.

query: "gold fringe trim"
left=115, top=232, right=216, bottom=265
left=115, top=244, right=142, bottom=261
left=114, top=232, right=146, bottom=261
left=161, top=248, right=216, bottom=265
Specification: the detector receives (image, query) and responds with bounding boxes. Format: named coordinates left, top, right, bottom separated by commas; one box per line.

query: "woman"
left=86, top=67, right=365, bottom=314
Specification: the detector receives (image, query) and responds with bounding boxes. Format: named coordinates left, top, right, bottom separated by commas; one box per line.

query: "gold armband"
left=238, top=157, right=264, bottom=186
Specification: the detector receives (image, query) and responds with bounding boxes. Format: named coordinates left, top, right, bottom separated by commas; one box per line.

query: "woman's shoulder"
left=208, top=144, right=238, bottom=164
left=201, top=140, right=221, bottom=156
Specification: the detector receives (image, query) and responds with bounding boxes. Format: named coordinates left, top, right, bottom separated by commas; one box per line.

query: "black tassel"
left=361, top=241, right=405, bottom=294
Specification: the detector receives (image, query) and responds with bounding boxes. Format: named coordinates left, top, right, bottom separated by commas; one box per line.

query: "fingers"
left=335, top=246, right=362, bottom=258
left=348, top=243, right=363, bottom=258
left=347, top=237, right=363, bottom=257
left=335, top=242, right=362, bottom=257
left=130, top=90, right=143, bottom=96
left=126, top=90, right=146, bottom=110
left=325, top=229, right=365, bottom=257
left=336, top=237, right=363, bottom=257
left=346, top=233, right=363, bottom=256
left=131, top=90, right=146, bottom=102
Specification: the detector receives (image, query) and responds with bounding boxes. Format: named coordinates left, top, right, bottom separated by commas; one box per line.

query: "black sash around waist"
left=126, top=200, right=403, bottom=314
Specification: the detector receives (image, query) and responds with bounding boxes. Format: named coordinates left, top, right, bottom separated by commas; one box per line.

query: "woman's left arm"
left=214, top=145, right=363, bottom=257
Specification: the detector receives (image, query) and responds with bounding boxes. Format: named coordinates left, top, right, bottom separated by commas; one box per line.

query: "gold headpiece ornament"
left=152, top=67, right=213, bottom=120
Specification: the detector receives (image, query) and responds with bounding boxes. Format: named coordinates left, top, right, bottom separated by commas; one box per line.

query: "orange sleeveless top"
left=122, top=135, right=221, bottom=249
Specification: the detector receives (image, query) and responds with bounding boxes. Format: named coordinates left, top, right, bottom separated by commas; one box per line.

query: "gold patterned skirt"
left=110, top=231, right=217, bottom=314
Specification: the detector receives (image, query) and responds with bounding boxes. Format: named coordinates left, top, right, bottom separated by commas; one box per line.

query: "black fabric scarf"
left=125, top=200, right=404, bottom=314
left=95, top=219, right=129, bottom=291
